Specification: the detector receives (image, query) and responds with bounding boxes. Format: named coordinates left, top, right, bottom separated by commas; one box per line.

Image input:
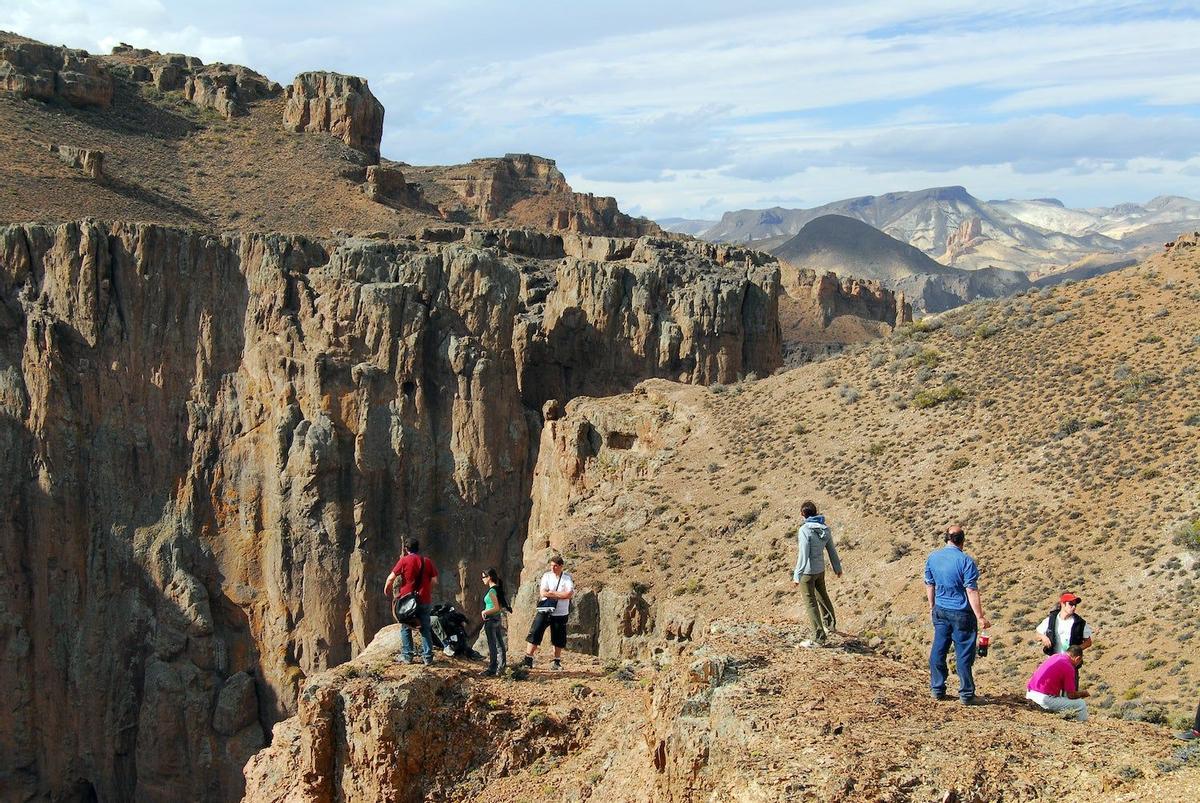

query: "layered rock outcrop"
left=415, top=154, right=662, bottom=237
left=48, top=143, right=104, bottom=179
left=802, top=269, right=910, bottom=328
left=0, top=41, right=113, bottom=106
left=109, top=45, right=281, bottom=118
left=942, top=215, right=983, bottom=262
left=0, top=221, right=778, bottom=801
left=283, top=72, right=384, bottom=160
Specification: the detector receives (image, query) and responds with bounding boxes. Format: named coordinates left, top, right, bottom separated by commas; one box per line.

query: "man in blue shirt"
left=924, top=524, right=991, bottom=705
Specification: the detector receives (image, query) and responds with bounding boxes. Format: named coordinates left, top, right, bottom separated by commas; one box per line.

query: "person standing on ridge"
left=1035, top=592, right=1093, bottom=655
left=1026, top=645, right=1089, bottom=721
left=924, top=524, right=991, bottom=705
left=792, top=500, right=842, bottom=646
left=480, top=567, right=511, bottom=677
left=522, top=555, right=574, bottom=671
left=383, top=538, right=439, bottom=666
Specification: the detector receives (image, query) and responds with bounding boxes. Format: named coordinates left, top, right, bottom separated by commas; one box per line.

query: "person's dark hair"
left=484, top=567, right=512, bottom=612
left=404, top=538, right=420, bottom=553
left=801, top=501, right=817, bottom=518
left=1067, top=645, right=1084, bottom=659
left=549, top=555, right=564, bottom=566
left=944, top=527, right=964, bottom=546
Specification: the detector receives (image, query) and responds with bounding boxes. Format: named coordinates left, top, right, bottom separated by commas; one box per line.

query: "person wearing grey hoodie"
left=792, top=500, right=842, bottom=644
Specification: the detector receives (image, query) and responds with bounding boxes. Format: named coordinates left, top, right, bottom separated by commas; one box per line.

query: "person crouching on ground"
left=521, top=555, right=574, bottom=671
left=792, top=500, right=842, bottom=645
left=480, top=568, right=512, bottom=677
left=1026, top=645, right=1089, bottom=721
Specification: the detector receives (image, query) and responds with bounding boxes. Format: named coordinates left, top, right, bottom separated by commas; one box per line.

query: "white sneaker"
left=799, top=639, right=817, bottom=648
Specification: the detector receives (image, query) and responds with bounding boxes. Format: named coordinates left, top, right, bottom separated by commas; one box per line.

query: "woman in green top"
left=481, top=568, right=512, bottom=677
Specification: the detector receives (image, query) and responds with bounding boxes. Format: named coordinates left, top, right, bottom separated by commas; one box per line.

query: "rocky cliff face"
left=283, top=72, right=384, bottom=161
left=942, top=215, right=984, bottom=262
left=408, top=154, right=662, bottom=237
left=801, top=269, right=910, bottom=329
left=0, top=220, right=778, bottom=801
left=108, top=45, right=281, bottom=119
left=0, top=40, right=113, bottom=107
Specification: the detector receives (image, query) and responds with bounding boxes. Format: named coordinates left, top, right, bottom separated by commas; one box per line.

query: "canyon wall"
left=0, top=221, right=779, bottom=801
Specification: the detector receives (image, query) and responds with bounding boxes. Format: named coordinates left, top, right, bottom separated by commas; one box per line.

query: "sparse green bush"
left=1172, top=520, right=1200, bottom=551
left=913, top=384, right=965, bottom=409
left=948, top=457, right=970, bottom=471
left=975, top=323, right=1001, bottom=339
left=1054, top=418, right=1084, bottom=440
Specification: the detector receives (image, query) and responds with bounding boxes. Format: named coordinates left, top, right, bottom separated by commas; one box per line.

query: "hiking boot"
left=481, top=668, right=497, bottom=677
left=1176, top=729, right=1199, bottom=741
left=931, top=692, right=948, bottom=701
left=551, top=659, right=562, bottom=671
left=521, top=656, right=534, bottom=669
left=399, top=654, right=415, bottom=664
left=960, top=696, right=980, bottom=706
left=422, top=656, right=433, bottom=666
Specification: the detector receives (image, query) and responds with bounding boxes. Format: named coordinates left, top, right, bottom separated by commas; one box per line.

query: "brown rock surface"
left=943, top=215, right=984, bottom=262
left=283, top=72, right=384, bottom=160
left=406, top=154, right=661, bottom=237
left=0, top=220, right=779, bottom=800
left=48, top=143, right=104, bottom=179
left=242, top=620, right=1200, bottom=802
left=0, top=40, right=113, bottom=107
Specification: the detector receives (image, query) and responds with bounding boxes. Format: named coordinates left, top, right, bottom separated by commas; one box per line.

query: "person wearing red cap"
left=1035, top=593, right=1093, bottom=656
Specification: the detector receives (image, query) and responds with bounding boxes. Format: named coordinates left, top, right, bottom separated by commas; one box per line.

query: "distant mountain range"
left=658, top=188, right=1200, bottom=275
left=774, top=214, right=1033, bottom=313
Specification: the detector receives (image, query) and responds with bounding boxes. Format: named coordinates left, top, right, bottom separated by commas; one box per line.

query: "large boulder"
left=283, top=72, right=384, bottom=161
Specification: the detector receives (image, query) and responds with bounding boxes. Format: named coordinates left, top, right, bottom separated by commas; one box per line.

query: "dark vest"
left=1042, top=609, right=1087, bottom=655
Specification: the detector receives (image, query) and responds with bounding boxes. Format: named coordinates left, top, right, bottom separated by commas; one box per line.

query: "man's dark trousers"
left=930, top=605, right=977, bottom=701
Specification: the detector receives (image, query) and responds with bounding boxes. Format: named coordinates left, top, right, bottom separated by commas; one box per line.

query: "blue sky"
left=5, top=0, right=1200, bottom=218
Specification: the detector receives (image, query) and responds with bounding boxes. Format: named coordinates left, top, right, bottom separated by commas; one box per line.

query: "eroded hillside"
left=0, top=33, right=656, bottom=239
left=515, top=237, right=1200, bottom=720
left=242, top=238, right=1200, bottom=803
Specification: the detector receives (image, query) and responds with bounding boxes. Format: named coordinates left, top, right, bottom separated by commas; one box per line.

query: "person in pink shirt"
left=1026, top=645, right=1089, bottom=721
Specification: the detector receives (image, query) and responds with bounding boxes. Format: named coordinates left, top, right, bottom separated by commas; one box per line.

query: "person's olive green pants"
left=799, top=572, right=836, bottom=641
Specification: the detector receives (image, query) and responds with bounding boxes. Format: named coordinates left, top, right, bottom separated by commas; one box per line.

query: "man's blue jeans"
left=930, top=605, right=977, bottom=700
left=400, top=603, right=433, bottom=662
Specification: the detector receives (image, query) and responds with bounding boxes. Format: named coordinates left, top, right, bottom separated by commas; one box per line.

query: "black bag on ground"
left=429, top=603, right=481, bottom=659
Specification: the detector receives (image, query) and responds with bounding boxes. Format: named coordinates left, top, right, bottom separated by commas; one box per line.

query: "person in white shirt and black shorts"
left=521, top=555, right=574, bottom=671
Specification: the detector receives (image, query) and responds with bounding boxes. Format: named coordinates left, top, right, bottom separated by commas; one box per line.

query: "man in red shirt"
left=383, top=538, right=439, bottom=665
left=1026, top=645, right=1089, bottom=721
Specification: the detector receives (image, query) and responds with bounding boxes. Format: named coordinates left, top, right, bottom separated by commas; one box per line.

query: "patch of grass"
left=913, top=384, right=965, bottom=409
left=1172, top=519, right=1200, bottom=551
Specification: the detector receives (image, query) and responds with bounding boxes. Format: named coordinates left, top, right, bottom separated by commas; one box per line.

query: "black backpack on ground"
left=429, top=603, right=481, bottom=659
